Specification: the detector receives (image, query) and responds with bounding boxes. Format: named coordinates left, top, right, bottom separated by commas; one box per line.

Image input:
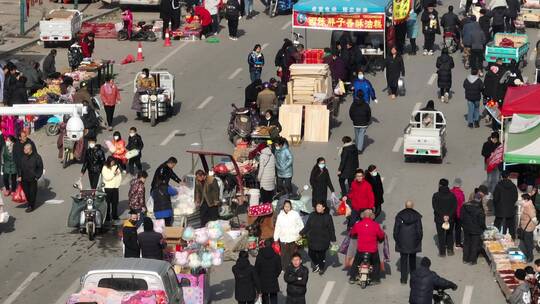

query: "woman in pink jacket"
left=99, top=76, right=121, bottom=131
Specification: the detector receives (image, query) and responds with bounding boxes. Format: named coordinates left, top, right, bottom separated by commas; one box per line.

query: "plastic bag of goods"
left=183, top=226, right=195, bottom=241
left=194, top=227, right=209, bottom=245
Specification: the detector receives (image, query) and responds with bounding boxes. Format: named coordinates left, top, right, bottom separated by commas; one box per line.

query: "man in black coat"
left=17, top=143, right=43, bottom=213
left=463, top=69, right=484, bottom=128
left=441, top=6, right=460, bottom=40
left=432, top=178, right=457, bottom=257
left=505, top=0, right=520, bottom=32
left=81, top=100, right=99, bottom=139
left=481, top=131, right=501, bottom=193
left=284, top=253, right=309, bottom=304
left=81, top=137, right=106, bottom=189
left=384, top=47, right=405, bottom=99
left=493, top=170, right=518, bottom=238
left=10, top=76, right=28, bottom=105
left=255, top=240, right=282, bottom=304
left=42, top=49, right=57, bottom=79
left=138, top=217, right=166, bottom=260
left=122, top=211, right=141, bottom=258
left=126, top=127, right=144, bottom=176
left=349, top=91, right=371, bottom=153
left=338, top=136, right=359, bottom=196
left=394, top=200, right=423, bottom=284
left=232, top=250, right=261, bottom=303
left=245, top=79, right=263, bottom=107
left=421, top=5, right=440, bottom=55
left=461, top=192, right=487, bottom=264
left=409, top=257, right=457, bottom=304
left=3, top=63, right=18, bottom=106
left=151, top=157, right=180, bottom=191
left=160, top=0, right=181, bottom=39
left=478, top=9, right=492, bottom=42
left=13, top=132, right=37, bottom=171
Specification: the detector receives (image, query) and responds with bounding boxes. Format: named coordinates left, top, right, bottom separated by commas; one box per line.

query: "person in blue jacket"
left=274, top=137, right=293, bottom=195
left=353, top=70, right=377, bottom=104
left=248, top=44, right=265, bottom=82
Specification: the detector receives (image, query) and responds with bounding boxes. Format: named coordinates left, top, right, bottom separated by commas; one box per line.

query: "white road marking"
left=335, top=284, right=350, bottom=304
left=261, top=43, right=270, bottom=50
left=160, top=129, right=180, bottom=146
left=413, top=102, right=422, bottom=112
left=228, top=68, right=243, bottom=80
left=197, top=96, right=214, bottom=109
left=190, top=142, right=202, bottom=146
left=387, top=177, right=397, bottom=194
left=3, top=272, right=39, bottom=304
left=281, top=20, right=292, bottom=30
left=392, top=137, right=404, bottom=152
left=45, top=199, right=64, bottom=205
left=462, top=285, right=474, bottom=304
left=53, top=279, right=80, bottom=304
left=427, top=73, right=437, bottom=85
left=153, top=42, right=190, bottom=69
left=316, top=281, right=335, bottom=304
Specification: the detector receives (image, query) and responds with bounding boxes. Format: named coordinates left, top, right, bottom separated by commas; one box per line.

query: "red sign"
left=293, top=12, right=385, bottom=32
left=487, top=145, right=504, bottom=173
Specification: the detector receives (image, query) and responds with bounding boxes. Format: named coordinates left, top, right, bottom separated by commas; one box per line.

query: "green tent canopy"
left=504, top=114, right=540, bottom=164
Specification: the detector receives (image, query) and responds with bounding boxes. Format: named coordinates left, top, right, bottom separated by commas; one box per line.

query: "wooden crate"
left=303, top=104, right=329, bottom=142
left=279, top=104, right=303, bottom=142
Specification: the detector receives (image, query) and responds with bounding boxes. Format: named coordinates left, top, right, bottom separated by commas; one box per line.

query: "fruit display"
left=31, top=85, right=62, bottom=103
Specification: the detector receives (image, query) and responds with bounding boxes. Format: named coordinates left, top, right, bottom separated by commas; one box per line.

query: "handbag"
left=338, top=236, right=351, bottom=255
left=271, top=241, right=281, bottom=255
left=517, top=217, right=532, bottom=239
left=12, top=184, right=27, bottom=204
left=126, top=149, right=139, bottom=159
left=248, top=203, right=273, bottom=217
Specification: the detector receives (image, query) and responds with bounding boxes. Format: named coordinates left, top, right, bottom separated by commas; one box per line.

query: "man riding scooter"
left=440, top=6, right=460, bottom=51
left=349, top=209, right=385, bottom=285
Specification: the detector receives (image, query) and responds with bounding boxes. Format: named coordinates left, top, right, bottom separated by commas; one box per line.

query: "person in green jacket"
left=2, top=136, right=18, bottom=196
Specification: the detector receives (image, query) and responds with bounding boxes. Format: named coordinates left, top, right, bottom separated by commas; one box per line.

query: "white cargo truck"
left=39, top=9, right=82, bottom=47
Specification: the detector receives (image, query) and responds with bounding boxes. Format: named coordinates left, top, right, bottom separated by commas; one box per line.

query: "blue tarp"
left=293, top=0, right=388, bottom=14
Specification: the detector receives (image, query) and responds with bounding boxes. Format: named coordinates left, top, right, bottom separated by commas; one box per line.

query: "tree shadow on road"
left=211, top=278, right=235, bottom=301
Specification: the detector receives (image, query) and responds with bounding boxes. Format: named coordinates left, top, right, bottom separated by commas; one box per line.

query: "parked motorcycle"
left=71, top=185, right=107, bottom=241
left=45, top=93, right=70, bottom=136
left=227, top=103, right=259, bottom=143
left=357, top=252, right=374, bottom=289
left=117, top=21, right=157, bottom=41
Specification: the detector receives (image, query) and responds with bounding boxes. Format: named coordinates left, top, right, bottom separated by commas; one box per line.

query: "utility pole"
left=19, top=0, right=25, bottom=35
left=74, top=0, right=78, bottom=10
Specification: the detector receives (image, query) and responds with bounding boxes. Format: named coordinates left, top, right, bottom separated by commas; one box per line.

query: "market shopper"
left=255, top=239, right=281, bottom=304
left=204, top=0, right=220, bottom=34
left=152, top=178, right=176, bottom=227
left=436, top=48, right=454, bottom=103
left=100, top=76, right=121, bottom=131
left=160, top=0, right=181, bottom=39
left=232, top=250, right=261, bottom=304
left=151, top=157, right=181, bottom=191
left=81, top=137, right=106, bottom=189
left=519, top=194, right=537, bottom=263
left=407, top=9, right=419, bottom=55
left=394, top=200, right=423, bottom=284
left=493, top=170, right=519, bottom=238
left=111, top=131, right=127, bottom=173
left=460, top=192, right=486, bottom=264
left=225, top=0, right=241, bottom=40
left=309, top=157, right=335, bottom=208
left=421, top=5, right=440, bottom=56
left=409, top=257, right=458, bottom=304
left=2, top=136, right=17, bottom=196
left=432, top=178, right=457, bottom=257
left=126, top=127, right=144, bottom=176
left=349, top=91, right=371, bottom=153
left=81, top=100, right=99, bottom=139
left=344, top=169, right=375, bottom=213
left=463, top=69, right=483, bottom=128
left=195, top=170, right=220, bottom=226
left=42, top=49, right=57, bottom=78
left=10, top=76, right=28, bottom=105
left=349, top=209, right=384, bottom=284
left=102, top=156, right=122, bottom=223
left=17, top=143, right=43, bottom=213
left=482, top=132, right=502, bottom=193
left=274, top=200, right=304, bottom=271
left=384, top=47, right=405, bottom=99
left=338, top=136, right=359, bottom=196
left=138, top=217, right=166, bottom=260
left=258, top=145, right=276, bottom=203
left=128, top=171, right=148, bottom=214
left=300, top=202, right=336, bottom=275
left=274, top=137, right=293, bottom=195
left=122, top=210, right=141, bottom=258
left=509, top=269, right=532, bottom=304
left=13, top=131, right=37, bottom=172
left=352, top=70, right=377, bottom=104
left=3, top=63, right=17, bottom=106
left=365, top=165, right=384, bottom=218
left=450, top=178, right=465, bottom=247
left=284, top=253, right=309, bottom=304
left=248, top=44, right=265, bottom=82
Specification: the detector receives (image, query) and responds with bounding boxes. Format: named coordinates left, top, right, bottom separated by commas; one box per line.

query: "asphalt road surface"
left=1, top=1, right=538, bottom=303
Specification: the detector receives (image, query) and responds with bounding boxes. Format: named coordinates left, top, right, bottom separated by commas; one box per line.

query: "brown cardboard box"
left=164, top=227, right=184, bottom=246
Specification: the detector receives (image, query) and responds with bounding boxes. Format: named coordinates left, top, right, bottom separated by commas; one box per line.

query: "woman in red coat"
left=343, top=169, right=375, bottom=213
left=187, top=6, right=213, bottom=38
left=80, top=33, right=95, bottom=58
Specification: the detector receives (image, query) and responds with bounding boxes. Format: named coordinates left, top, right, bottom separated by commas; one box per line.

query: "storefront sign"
left=393, top=0, right=412, bottom=23
left=293, top=12, right=385, bottom=31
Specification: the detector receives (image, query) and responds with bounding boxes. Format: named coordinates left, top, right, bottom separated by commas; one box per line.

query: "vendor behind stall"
left=132, top=68, right=156, bottom=117
left=258, top=110, right=281, bottom=139
left=187, top=5, right=213, bottom=39
left=195, top=170, right=221, bottom=226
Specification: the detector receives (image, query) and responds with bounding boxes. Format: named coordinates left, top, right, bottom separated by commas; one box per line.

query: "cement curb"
left=0, top=7, right=120, bottom=56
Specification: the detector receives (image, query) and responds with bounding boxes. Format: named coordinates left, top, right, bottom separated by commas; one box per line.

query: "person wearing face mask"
left=126, top=127, right=144, bottom=176
left=274, top=137, right=293, bottom=195
left=365, top=165, right=384, bottom=218
left=352, top=69, right=377, bottom=104
left=300, top=202, right=336, bottom=275
left=274, top=200, right=304, bottom=270
left=122, top=210, right=141, bottom=258
left=81, top=137, right=106, bottom=189
left=102, top=156, right=122, bottom=222
left=258, top=110, right=281, bottom=138
left=248, top=44, right=265, bottom=82
left=111, top=131, right=127, bottom=173
left=99, top=76, right=121, bottom=131
left=133, top=68, right=156, bottom=118
left=309, top=157, right=335, bottom=208
left=2, top=136, right=17, bottom=196
left=81, top=100, right=98, bottom=139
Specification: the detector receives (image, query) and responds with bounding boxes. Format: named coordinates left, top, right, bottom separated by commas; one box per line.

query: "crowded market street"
left=1, top=0, right=539, bottom=303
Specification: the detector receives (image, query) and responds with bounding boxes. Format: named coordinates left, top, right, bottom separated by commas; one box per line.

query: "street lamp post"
left=74, top=0, right=78, bottom=10
left=19, top=0, right=25, bottom=35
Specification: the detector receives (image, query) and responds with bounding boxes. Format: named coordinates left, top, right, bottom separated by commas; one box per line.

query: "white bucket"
left=248, top=188, right=260, bottom=207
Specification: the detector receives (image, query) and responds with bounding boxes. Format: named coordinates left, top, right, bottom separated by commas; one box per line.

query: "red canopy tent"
left=501, top=84, right=540, bottom=117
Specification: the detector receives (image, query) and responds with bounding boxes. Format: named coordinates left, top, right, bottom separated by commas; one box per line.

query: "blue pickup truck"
left=485, top=32, right=530, bottom=65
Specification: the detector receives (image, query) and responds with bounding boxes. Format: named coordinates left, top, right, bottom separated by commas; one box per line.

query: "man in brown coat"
left=256, top=83, right=277, bottom=115
left=195, top=170, right=221, bottom=226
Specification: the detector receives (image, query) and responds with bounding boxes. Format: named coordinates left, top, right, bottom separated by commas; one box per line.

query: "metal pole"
left=20, top=0, right=25, bottom=35
left=74, top=0, right=78, bottom=10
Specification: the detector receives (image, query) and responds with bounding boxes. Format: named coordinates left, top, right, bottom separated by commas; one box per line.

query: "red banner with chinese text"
left=292, top=12, right=385, bottom=32
left=486, top=145, right=504, bottom=173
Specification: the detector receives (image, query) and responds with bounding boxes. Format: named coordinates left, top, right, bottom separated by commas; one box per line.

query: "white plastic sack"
left=0, top=211, right=9, bottom=224
left=146, top=196, right=154, bottom=213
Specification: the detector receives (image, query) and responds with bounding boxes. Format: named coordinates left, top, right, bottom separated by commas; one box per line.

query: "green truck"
left=485, top=32, right=530, bottom=65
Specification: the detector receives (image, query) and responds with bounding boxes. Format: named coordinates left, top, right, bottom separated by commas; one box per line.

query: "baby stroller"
left=227, top=103, right=256, bottom=143
left=442, top=31, right=459, bottom=53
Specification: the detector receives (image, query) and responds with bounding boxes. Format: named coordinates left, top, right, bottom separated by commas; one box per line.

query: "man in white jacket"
left=204, top=0, right=221, bottom=35
left=274, top=201, right=304, bottom=270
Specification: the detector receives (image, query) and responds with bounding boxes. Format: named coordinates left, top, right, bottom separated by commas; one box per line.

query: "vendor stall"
left=504, top=114, right=540, bottom=165
left=65, top=59, right=114, bottom=94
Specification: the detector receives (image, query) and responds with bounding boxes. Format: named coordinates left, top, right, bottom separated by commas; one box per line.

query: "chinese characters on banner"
left=393, top=0, right=412, bottom=23
left=293, top=12, right=385, bottom=31
left=486, top=145, right=504, bottom=173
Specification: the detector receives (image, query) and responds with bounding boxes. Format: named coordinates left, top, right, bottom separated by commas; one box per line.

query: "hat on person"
left=420, top=257, right=431, bottom=268
left=478, top=185, right=489, bottom=195
left=515, top=269, right=527, bottom=280
left=452, top=178, right=462, bottom=187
